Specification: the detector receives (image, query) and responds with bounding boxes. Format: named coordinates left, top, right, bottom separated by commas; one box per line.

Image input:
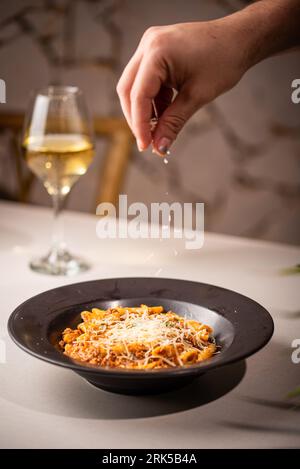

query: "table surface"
left=0, top=201, right=299, bottom=449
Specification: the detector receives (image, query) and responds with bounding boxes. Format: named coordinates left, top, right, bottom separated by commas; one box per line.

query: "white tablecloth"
left=0, top=201, right=299, bottom=448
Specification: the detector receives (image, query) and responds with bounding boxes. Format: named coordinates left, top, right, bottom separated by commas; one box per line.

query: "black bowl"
left=8, top=277, right=274, bottom=395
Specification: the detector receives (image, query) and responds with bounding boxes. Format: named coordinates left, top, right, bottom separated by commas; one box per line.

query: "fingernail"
left=137, top=140, right=144, bottom=152
left=157, top=137, right=172, bottom=156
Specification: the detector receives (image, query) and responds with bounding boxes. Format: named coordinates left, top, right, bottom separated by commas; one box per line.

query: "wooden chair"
left=93, top=116, right=134, bottom=206
left=0, top=112, right=134, bottom=208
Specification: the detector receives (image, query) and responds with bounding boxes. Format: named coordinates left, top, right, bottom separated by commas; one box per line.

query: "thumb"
left=152, top=86, right=199, bottom=156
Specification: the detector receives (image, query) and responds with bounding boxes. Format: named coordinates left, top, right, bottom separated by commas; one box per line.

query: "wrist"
left=222, top=0, right=300, bottom=71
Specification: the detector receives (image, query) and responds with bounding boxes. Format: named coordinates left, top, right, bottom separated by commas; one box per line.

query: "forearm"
left=226, top=0, right=300, bottom=69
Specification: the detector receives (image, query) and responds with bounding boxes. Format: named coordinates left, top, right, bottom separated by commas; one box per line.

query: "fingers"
left=152, top=86, right=200, bottom=156
left=130, top=54, right=166, bottom=150
left=116, top=51, right=142, bottom=131
left=154, top=85, right=174, bottom=117
left=117, top=25, right=197, bottom=154
left=118, top=52, right=199, bottom=155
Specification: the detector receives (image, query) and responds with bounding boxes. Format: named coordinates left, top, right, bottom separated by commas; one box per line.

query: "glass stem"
left=50, top=193, right=66, bottom=259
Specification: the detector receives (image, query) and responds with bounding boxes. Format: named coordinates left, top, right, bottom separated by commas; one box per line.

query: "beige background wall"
left=0, top=0, right=299, bottom=244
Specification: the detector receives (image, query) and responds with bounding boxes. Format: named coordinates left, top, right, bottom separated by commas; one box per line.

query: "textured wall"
left=0, top=0, right=299, bottom=244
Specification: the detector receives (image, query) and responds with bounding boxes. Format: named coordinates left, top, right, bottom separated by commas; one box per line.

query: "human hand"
left=117, top=19, right=247, bottom=155
left=117, top=0, right=300, bottom=156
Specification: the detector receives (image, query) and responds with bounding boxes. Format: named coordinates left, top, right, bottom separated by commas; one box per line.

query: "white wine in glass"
left=22, top=86, right=95, bottom=275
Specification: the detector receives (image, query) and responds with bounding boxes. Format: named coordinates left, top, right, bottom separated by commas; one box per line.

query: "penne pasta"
left=59, top=305, right=216, bottom=369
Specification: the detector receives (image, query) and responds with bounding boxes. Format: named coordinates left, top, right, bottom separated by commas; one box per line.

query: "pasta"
left=59, top=305, right=217, bottom=369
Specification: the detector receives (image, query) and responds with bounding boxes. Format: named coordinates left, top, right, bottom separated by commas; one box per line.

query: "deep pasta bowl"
left=8, top=277, right=274, bottom=395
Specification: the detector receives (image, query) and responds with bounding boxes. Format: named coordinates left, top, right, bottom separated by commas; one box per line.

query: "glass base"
left=30, top=249, right=90, bottom=276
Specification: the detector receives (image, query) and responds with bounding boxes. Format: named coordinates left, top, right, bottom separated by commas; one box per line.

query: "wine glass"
left=22, top=85, right=95, bottom=275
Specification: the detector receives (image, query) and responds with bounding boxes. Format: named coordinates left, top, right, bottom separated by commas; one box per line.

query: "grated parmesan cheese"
left=61, top=305, right=216, bottom=369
